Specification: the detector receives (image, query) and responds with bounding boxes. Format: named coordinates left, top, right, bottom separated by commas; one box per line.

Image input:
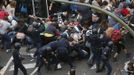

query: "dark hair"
left=128, top=61, right=134, bottom=67
left=102, top=1, right=108, bottom=6
left=0, top=0, right=10, bottom=7
left=120, top=0, right=125, bottom=2
left=100, top=20, right=108, bottom=30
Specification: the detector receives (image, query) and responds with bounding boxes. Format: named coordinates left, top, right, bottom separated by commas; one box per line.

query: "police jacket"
left=47, top=41, right=58, bottom=51
left=57, top=38, right=70, bottom=48
left=12, top=50, right=23, bottom=65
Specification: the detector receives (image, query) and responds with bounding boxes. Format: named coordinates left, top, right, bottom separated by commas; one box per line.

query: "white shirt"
left=0, top=19, right=11, bottom=34
left=11, top=20, right=17, bottom=29
left=103, top=4, right=112, bottom=11
left=92, top=0, right=100, bottom=7
left=8, top=16, right=18, bottom=29
left=6, top=5, right=15, bottom=17
left=85, top=0, right=89, bottom=3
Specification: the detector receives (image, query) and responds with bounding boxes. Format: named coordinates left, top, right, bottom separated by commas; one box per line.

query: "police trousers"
left=14, top=64, right=27, bottom=75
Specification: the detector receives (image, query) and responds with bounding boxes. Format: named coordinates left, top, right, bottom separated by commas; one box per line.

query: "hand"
left=119, top=41, right=122, bottom=44
left=130, top=71, right=134, bottom=73
left=45, top=61, right=48, bottom=64
left=44, top=59, right=48, bottom=64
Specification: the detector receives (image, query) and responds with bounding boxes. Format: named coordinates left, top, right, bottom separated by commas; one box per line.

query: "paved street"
left=0, top=37, right=134, bottom=75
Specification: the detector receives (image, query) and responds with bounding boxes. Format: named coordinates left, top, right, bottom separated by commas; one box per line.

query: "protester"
left=6, top=0, right=16, bottom=17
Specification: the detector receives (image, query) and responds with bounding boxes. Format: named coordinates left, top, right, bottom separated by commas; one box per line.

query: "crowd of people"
left=0, top=0, right=134, bottom=75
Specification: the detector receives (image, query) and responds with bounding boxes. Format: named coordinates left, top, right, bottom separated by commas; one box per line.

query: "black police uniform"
left=12, top=43, right=27, bottom=75
left=87, top=29, right=102, bottom=72
left=35, top=45, right=53, bottom=75
left=56, top=38, right=74, bottom=68
left=100, top=35, right=113, bottom=75
left=56, top=47, right=74, bottom=68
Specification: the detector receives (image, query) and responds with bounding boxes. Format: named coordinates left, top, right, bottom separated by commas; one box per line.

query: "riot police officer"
left=100, top=33, right=113, bottom=75
left=56, top=36, right=74, bottom=68
left=35, top=45, right=54, bottom=75
left=12, top=43, right=27, bottom=75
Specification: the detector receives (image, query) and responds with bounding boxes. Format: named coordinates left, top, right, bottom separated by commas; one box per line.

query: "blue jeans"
left=2, top=34, right=11, bottom=50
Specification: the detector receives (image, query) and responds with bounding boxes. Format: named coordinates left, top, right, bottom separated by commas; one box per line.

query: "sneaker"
left=90, top=64, right=96, bottom=70
left=6, top=49, right=11, bottom=53
left=56, top=63, right=62, bottom=70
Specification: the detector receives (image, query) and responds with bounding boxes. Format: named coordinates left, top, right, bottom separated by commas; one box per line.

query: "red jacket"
left=0, top=10, right=9, bottom=19
left=121, top=8, right=130, bottom=16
